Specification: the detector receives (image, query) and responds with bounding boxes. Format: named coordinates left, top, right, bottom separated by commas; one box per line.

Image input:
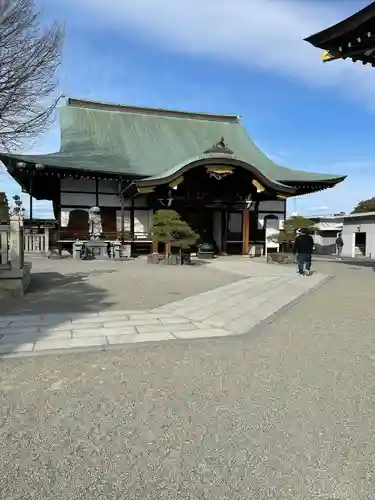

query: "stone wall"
left=0, top=215, right=32, bottom=297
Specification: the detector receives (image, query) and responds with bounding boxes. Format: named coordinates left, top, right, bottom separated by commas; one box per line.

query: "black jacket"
left=293, top=234, right=314, bottom=255
left=336, top=236, right=344, bottom=247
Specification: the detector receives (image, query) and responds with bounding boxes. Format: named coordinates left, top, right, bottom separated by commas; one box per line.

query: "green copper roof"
left=2, top=99, right=345, bottom=185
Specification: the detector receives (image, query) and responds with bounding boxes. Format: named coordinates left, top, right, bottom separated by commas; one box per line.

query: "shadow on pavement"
left=337, top=259, right=375, bottom=270
left=0, top=269, right=117, bottom=357
left=313, top=255, right=375, bottom=270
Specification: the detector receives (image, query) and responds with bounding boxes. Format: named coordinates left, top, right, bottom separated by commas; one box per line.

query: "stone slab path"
left=0, top=271, right=329, bottom=357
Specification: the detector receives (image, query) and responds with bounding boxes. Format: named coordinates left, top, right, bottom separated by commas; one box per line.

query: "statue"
left=88, top=206, right=102, bottom=240
left=10, top=195, right=25, bottom=218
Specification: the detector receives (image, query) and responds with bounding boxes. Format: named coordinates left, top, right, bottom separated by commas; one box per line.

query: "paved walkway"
left=0, top=268, right=328, bottom=357
left=2, top=259, right=373, bottom=499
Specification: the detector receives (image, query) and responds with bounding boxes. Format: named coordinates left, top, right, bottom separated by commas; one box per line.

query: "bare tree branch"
left=0, top=0, right=64, bottom=151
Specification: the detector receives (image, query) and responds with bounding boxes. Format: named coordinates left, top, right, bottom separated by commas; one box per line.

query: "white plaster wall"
left=342, top=219, right=375, bottom=258
left=265, top=217, right=280, bottom=249
left=134, top=210, right=153, bottom=238
left=313, top=232, right=337, bottom=255
left=116, top=210, right=131, bottom=233
left=258, top=213, right=284, bottom=230
left=115, top=209, right=153, bottom=237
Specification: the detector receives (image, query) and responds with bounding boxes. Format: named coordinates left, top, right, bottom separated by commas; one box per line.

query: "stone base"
left=147, top=253, right=192, bottom=265
left=0, top=263, right=32, bottom=297
left=83, top=240, right=110, bottom=260
left=267, top=252, right=295, bottom=264
left=147, top=253, right=165, bottom=264
left=248, top=244, right=264, bottom=258
left=198, top=252, right=215, bottom=259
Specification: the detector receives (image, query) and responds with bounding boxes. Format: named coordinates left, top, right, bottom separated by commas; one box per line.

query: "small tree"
left=0, top=191, right=9, bottom=222
left=277, top=216, right=315, bottom=251
left=352, top=197, right=375, bottom=214
left=151, top=210, right=198, bottom=257
left=0, top=0, right=64, bottom=151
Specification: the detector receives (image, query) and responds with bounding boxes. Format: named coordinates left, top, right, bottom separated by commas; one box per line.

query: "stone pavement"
left=2, top=259, right=372, bottom=499
left=0, top=269, right=329, bottom=357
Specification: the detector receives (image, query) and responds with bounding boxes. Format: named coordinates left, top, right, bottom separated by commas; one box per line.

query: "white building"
left=341, top=212, right=375, bottom=259
left=309, top=215, right=344, bottom=255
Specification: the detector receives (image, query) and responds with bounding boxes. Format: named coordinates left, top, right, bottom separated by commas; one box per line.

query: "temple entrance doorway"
left=178, top=208, right=214, bottom=245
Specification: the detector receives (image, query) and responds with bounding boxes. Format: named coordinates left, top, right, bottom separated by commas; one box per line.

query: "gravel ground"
left=1, top=259, right=375, bottom=499
left=0, top=257, right=243, bottom=315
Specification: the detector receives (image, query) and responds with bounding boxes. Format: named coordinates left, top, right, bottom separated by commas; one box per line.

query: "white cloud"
left=70, top=0, right=375, bottom=106
left=309, top=206, right=330, bottom=212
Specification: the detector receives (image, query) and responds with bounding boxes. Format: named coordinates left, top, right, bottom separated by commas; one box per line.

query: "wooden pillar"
left=95, top=177, right=99, bottom=207
left=130, top=197, right=135, bottom=240
left=221, top=209, right=227, bottom=255
left=44, top=227, right=50, bottom=253
left=29, top=171, right=33, bottom=221
left=242, top=204, right=250, bottom=256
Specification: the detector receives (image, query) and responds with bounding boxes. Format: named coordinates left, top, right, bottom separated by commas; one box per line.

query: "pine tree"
left=151, top=210, right=198, bottom=256
left=278, top=215, right=315, bottom=243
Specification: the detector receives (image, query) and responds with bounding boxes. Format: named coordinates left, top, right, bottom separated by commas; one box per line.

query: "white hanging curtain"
left=60, top=211, right=70, bottom=228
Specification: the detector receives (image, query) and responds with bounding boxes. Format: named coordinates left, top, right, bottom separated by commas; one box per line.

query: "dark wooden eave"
left=305, top=2, right=375, bottom=65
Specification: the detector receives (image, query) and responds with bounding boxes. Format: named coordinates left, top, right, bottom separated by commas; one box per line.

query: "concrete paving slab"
left=136, top=323, right=197, bottom=334
left=1, top=326, right=40, bottom=335
left=0, top=342, right=35, bottom=354
left=72, top=326, right=137, bottom=337
left=38, top=323, right=74, bottom=333
left=0, top=265, right=331, bottom=357
left=98, top=310, right=149, bottom=317
left=34, top=336, right=107, bottom=351
left=57, top=322, right=104, bottom=331
left=134, top=332, right=175, bottom=343
left=3, top=314, right=44, bottom=324
left=106, top=334, right=137, bottom=345
left=102, top=318, right=161, bottom=328
left=0, top=331, right=72, bottom=343
left=173, top=328, right=231, bottom=339
left=158, top=317, right=193, bottom=325
left=71, top=316, right=107, bottom=324
left=127, top=313, right=177, bottom=320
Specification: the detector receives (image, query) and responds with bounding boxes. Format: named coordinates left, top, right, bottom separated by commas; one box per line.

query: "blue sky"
left=1, top=0, right=375, bottom=217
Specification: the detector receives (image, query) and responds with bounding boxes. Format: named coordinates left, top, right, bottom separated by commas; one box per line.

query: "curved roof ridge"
left=67, top=97, right=240, bottom=123
left=135, top=154, right=296, bottom=195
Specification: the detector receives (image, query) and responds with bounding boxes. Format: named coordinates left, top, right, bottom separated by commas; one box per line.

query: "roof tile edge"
left=66, top=97, right=240, bottom=123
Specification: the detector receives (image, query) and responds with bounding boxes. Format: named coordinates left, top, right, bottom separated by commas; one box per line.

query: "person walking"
left=293, top=228, right=314, bottom=276
left=335, top=232, right=344, bottom=260
left=295, top=228, right=302, bottom=273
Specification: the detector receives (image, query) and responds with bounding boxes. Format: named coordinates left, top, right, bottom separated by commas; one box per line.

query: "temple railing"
left=24, top=227, right=50, bottom=253
left=59, top=230, right=152, bottom=242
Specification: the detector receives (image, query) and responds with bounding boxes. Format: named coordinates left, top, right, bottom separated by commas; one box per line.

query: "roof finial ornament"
left=217, top=137, right=226, bottom=148
left=204, top=137, right=234, bottom=155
